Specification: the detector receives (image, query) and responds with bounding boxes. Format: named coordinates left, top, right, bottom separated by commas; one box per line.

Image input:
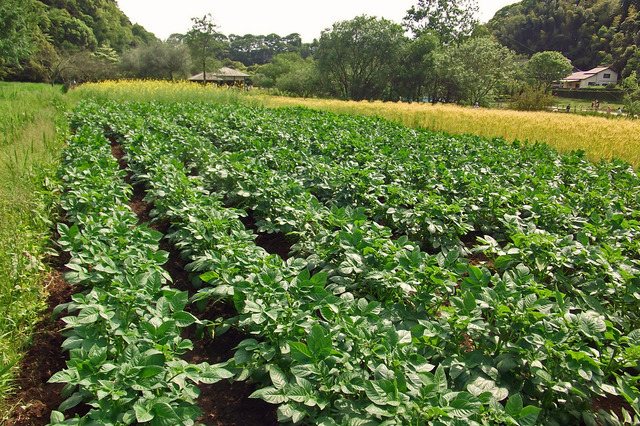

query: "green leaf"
left=518, top=406, right=542, bottom=426
left=463, top=292, right=476, bottom=313
left=277, top=403, right=307, bottom=423
left=449, top=392, right=481, bottom=418
left=434, top=365, right=448, bottom=392
left=174, top=311, right=198, bottom=327
left=269, top=365, right=288, bottom=390
left=134, top=404, right=154, bottom=423
left=250, top=386, right=287, bottom=404
left=48, top=369, right=76, bottom=384
left=365, top=404, right=395, bottom=417
left=626, top=329, right=640, bottom=346
left=505, top=393, right=523, bottom=417
left=151, top=402, right=182, bottom=424
left=144, top=350, right=166, bottom=367
left=364, top=380, right=400, bottom=406
left=140, top=365, right=165, bottom=379
left=578, top=312, right=606, bottom=337
left=197, top=364, right=234, bottom=384
left=468, top=265, right=483, bottom=282
left=169, top=291, right=189, bottom=312
left=289, top=341, right=313, bottom=362
left=58, top=391, right=84, bottom=412
left=50, top=410, right=66, bottom=424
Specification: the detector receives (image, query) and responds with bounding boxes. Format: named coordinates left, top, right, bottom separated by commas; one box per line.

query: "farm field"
left=1, top=81, right=640, bottom=425
left=74, top=80, right=640, bottom=170
left=34, top=98, right=640, bottom=425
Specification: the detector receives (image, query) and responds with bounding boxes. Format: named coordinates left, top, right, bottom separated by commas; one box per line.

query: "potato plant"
left=52, top=99, right=640, bottom=425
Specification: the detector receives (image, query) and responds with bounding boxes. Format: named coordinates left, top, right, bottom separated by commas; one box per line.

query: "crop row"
left=49, top=122, right=232, bottom=425
left=94, top=110, right=545, bottom=425
left=60, top=100, right=640, bottom=425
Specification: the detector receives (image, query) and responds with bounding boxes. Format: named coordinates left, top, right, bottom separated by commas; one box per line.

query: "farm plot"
left=52, top=99, right=640, bottom=425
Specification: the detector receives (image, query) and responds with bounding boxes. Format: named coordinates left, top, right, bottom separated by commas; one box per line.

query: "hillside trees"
left=487, top=0, right=640, bottom=76
left=0, top=0, right=36, bottom=66
left=393, top=33, right=439, bottom=101
left=252, top=52, right=319, bottom=96
left=445, top=36, right=519, bottom=105
left=316, top=15, right=406, bottom=100
left=226, top=33, right=306, bottom=65
left=1, top=0, right=155, bottom=82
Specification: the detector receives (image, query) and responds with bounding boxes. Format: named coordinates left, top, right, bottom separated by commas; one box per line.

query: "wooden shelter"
left=188, top=67, right=250, bottom=84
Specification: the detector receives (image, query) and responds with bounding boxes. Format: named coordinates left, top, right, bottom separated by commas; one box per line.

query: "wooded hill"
left=1, top=0, right=155, bottom=81
left=487, top=0, right=640, bottom=78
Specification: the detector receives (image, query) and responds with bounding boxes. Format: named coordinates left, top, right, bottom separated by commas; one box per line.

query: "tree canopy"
left=316, top=15, right=406, bottom=101
left=0, top=0, right=36, bottom=65
left=403, top=0, right=478, bottom=44
left=1, top=0, right=156, bottom=81
left=525, top=51, right=573, bottom=89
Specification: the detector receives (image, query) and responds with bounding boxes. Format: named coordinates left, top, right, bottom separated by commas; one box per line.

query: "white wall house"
left=560, top=67, right=618, bottom=88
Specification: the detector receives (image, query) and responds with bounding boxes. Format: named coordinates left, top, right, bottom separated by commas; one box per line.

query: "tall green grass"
left=0, top=82, right=72, bottom=414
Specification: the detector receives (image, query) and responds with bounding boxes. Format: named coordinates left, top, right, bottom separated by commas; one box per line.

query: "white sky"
left=116, top=0, right=519, bottom=42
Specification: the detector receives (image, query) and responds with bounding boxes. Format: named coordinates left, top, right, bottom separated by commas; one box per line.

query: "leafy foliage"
left=50, top=117, right=232, bottom=424
left=316, top=15, right=406, bottom=101
left=0, top=0, right=36, bottom=65
left=59, top=99, right=640, bottom=425
left=403, top=0, right=479, bottom=44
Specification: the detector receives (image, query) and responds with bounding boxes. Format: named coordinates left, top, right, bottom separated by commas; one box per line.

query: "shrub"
left=510, top=85, right=555, bottom=111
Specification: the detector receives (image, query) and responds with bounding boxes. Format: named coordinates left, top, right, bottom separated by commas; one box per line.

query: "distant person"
left=566, top=104, right=571, bottom=113
left=618, top=107, right=623, bottom=115
left=473, top=102, right=479, bottom=108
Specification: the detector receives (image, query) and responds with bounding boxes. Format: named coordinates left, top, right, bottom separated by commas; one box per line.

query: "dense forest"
left=0, top=0, right=156, bottom=81
left=487, top=0, right=640, bottom=77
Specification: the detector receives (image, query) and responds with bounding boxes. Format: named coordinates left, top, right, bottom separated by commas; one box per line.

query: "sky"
left=116, top=0, right=519, bottom=42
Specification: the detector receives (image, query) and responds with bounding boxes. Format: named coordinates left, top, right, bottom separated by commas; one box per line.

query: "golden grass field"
left=74, top=80, right=640, bottom=169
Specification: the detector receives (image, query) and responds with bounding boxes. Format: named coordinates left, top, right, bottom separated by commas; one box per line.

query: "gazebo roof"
left=188, top=67, right=249, bottom=81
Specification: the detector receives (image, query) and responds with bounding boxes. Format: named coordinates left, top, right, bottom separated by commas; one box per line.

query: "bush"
left=510, top=85, right=555, bottom=111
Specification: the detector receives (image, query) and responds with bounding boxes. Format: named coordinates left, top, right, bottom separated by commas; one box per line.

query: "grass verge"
left=0, top=82, right=72, bottom=416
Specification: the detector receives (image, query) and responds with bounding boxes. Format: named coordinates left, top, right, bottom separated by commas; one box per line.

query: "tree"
left=185, top=14, right=225, bottom=81
left=622, top=71, right=640, bottom=117
left=275, top=58, right=318, bottom=97
left=446, top=36, right=519, bottom=105
left=394, top=33, right=440, bottom=101
left=525, top=51, right=573, bottom=89
left=120, top=40, right=190, bottom=80
left=254, top=52, right=304, bottom=88
left=404, top=0, right=479, bottom=44
left=0, top=0, right=35, bottom=65
left=316, top=15, right=406, bottom=101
